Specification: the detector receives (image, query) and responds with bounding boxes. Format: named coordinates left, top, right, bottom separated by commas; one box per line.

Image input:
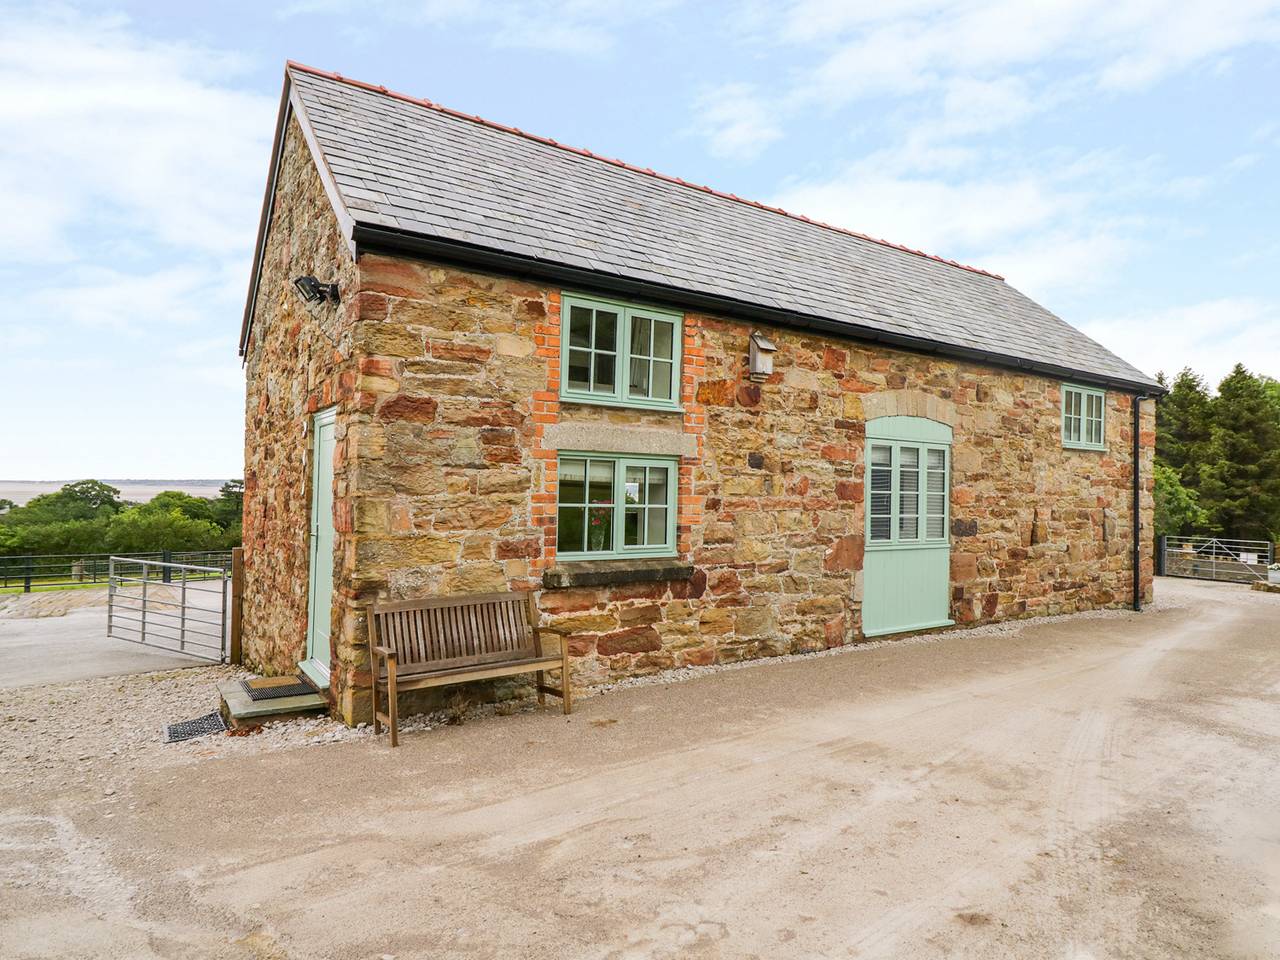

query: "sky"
left=2, top=0, right=1278, bottom=480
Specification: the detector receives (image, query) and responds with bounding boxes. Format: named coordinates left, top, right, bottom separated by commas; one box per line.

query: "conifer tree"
left=1198, top=364, right=1280, bottom=541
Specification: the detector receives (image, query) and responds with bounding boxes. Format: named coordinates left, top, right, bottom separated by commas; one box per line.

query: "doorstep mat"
left=240, top=674, right=317, bottom=701
left=165, top=712, right=227, bottom=743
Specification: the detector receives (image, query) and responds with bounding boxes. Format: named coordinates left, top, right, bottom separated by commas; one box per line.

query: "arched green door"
left=863, top=416, right=954, bottom=637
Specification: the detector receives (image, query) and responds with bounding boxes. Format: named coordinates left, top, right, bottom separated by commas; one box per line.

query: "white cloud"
left=0, top=10, right=275, bottom=264
left=691, top=82, right=783, bottom=160
left=1081, top=298, right=1280, bottom=386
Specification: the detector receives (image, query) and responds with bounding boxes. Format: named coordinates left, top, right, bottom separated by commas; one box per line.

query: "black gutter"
left=350, top=224, right=1167, bottom=397
left=1132, top=394, right=1151, bottom=611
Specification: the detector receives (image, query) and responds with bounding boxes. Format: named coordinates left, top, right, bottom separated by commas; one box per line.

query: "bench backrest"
left=369, top=591, right=541, bottom=675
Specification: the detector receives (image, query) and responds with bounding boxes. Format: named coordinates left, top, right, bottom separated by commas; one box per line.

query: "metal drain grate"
left=165, top=711, right=227, bottom=743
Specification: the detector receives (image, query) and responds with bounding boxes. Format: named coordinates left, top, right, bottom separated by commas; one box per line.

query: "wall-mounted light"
left=292, top=275, right=340, bottom=304
left=748, top=330, right=777, bottom=382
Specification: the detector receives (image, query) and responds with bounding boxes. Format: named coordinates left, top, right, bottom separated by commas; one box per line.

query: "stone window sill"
left=542, top=557, right=694, bottom=589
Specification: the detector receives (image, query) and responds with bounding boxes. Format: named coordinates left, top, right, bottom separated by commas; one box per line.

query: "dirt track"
left=2, top=576, right=1278, bottom=959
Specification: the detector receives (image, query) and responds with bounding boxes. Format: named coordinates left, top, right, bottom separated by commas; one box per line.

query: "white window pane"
left=567, top=349, right=591, bottom=391
left=927, top=449, right=945, bottom=470
left=588, top=460, right=614, bottom=504
left=559, top=459, right=586, bottom=503
left=586, top=507, right=612, bottom=551
left=646, top=466, right=669, bottom=504
left=624, top=466, right=643, bottom=504
left=629, top=356, right=650, bottom=397
left=927, top=471, right=946, bottom=492
left=646, top=507, right=667, bottom=545
left=870, top=468, right=891, bottom=493
left=899, top=493, right=918, bottom=515
left=568, top=306, right=592, bottom=347
left=652, top=320, right=674, bottom=360
left=651, top=360, right=673, bottom=400
left=557, top=506, right=586, bottom=552
left=899, top=514, right=918, bottom=540
left=630, top=314, right=651, bottom=355
left=926, top=516, right=947, bottom=539
left=870, top=516, right=891, bottom=541
left=900, top=446, right=919, bottom=468
left=592, top=353, right=615, bottom=392
left=624, top=507, right=642, bottom=546
left=871, top=445, right=892, bottom=467
left=927, top=493, right=946, bottom=516
left=595, top=311, right=618, bottom=351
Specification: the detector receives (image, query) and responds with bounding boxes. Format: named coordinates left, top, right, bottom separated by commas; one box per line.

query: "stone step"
left=218, top=678, right=328, bottom=730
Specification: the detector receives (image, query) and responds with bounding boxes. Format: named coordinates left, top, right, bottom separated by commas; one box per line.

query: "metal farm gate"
left=1161, top=536, right=1274, bottom=584
left=107, top=556, right=230, bottom=662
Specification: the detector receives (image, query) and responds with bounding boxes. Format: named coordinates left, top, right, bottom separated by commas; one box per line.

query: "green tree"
left=1198, top=364, right=1280, bottom=541
left=1155, top=368, right=1213, bottom=486
left=210, top=480, right=244, bottom=529
left=105, top=508, right=227, bottom=554
left=0, top=499, right=14, bottom=514
left=142, top=490, right=217, bottom=525
left=1153, top=463, right=1210, bottom=537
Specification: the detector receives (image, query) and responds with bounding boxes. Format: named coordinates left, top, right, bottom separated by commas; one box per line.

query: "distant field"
left=0, top=480, right=230, bottom=507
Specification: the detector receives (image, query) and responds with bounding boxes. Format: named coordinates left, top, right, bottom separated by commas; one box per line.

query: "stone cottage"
left=238, top=62, right=1162, bottom=725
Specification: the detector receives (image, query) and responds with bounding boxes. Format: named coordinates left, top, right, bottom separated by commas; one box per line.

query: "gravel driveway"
left=1, top=576, right=1278, bottom=959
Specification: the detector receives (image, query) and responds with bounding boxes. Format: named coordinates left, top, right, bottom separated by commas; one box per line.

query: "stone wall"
left=330, top=256, right=1154, bottom=723
left=240, top=117, right=361, bottom=689
left=244, top=138, right=1155, bottom=726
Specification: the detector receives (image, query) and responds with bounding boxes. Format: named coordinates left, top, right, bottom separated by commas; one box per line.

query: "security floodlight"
left=292, top=275, right=339, bottom=304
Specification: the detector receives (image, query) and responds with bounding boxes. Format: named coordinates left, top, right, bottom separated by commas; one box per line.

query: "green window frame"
left=866, top=441, right=950, bottom=547
left=1062, top=384, right=1106, bottom=450
left=560, top=294, right=683, bottom=411
left=555, top=453, right=679, bottom=560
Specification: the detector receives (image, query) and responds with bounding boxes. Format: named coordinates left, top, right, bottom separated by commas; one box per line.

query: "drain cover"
left=165, top=712, right=227, bottom=743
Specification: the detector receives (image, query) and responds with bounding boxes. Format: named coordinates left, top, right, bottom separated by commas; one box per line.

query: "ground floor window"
left=556, top=453, right=678, bottom=560
left=867, top=441, right=949, bottom=544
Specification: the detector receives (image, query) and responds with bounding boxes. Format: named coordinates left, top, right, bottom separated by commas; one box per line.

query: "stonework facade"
left=242, top=137, right=1156, bottom=726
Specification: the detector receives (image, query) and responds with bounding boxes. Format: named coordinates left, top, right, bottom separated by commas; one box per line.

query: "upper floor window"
left=1062, top=384, right=1106, bottom=450
left=560, top=294, right=682, bottom=410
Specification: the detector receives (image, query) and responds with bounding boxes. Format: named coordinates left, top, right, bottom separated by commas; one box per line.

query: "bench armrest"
left=372, top=644, right=397, bottom=660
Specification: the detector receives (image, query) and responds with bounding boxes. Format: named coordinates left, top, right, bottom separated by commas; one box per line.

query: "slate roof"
left=259, top=63, right=1159, bottom=391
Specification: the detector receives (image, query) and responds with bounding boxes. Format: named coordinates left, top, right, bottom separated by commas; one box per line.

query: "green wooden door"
left=863, top=416, right=954, bottom=637
left=302, top=407, right=337, bottom=688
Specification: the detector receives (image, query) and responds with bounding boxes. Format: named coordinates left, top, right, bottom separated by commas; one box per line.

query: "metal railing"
left=1161, top=536, right=1274, bottom=584
left=107, top=557, right=229, bottom=662
left=0, top=550, right=232, bottom=592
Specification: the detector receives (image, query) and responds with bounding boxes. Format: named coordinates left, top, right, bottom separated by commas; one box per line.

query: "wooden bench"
left=368, top=591, right=570, bottom=746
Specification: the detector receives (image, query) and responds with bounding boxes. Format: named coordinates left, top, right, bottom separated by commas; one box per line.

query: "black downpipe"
left=1132, top=394, right=1150, bottom=611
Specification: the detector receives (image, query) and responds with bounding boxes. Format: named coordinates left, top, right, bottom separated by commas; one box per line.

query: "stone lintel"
left=542, top=558, right=695, bottom=589
left=542, top=422, right=697, bottom=458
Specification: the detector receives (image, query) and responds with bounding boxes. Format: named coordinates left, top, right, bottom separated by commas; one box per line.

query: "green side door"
left=863, top=416, right=954, bottom=637
left=302, top=407, right=337, bottom=688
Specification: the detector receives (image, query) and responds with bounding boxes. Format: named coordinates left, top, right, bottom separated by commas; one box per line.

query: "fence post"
left=23, top=557, right=32, bottom=593
left=229, top=547, right=244, bottom=665
left=162, top=550, right=172, bottom=583
left=1156, top=535, right=1166, bottom=577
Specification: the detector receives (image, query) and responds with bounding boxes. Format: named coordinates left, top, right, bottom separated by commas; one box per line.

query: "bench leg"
left=371, top=675, right=381, bottom=736
left=387, top=658, right=399, bottom=748
left=536, top=670, right=546, bottom=709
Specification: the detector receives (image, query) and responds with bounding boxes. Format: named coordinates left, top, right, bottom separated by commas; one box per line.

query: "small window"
left=1062, top=384, right=1106, bottom=450
left=556, top=454, right=678, bottom=559
left=560, top=295, right=682, bottom=410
